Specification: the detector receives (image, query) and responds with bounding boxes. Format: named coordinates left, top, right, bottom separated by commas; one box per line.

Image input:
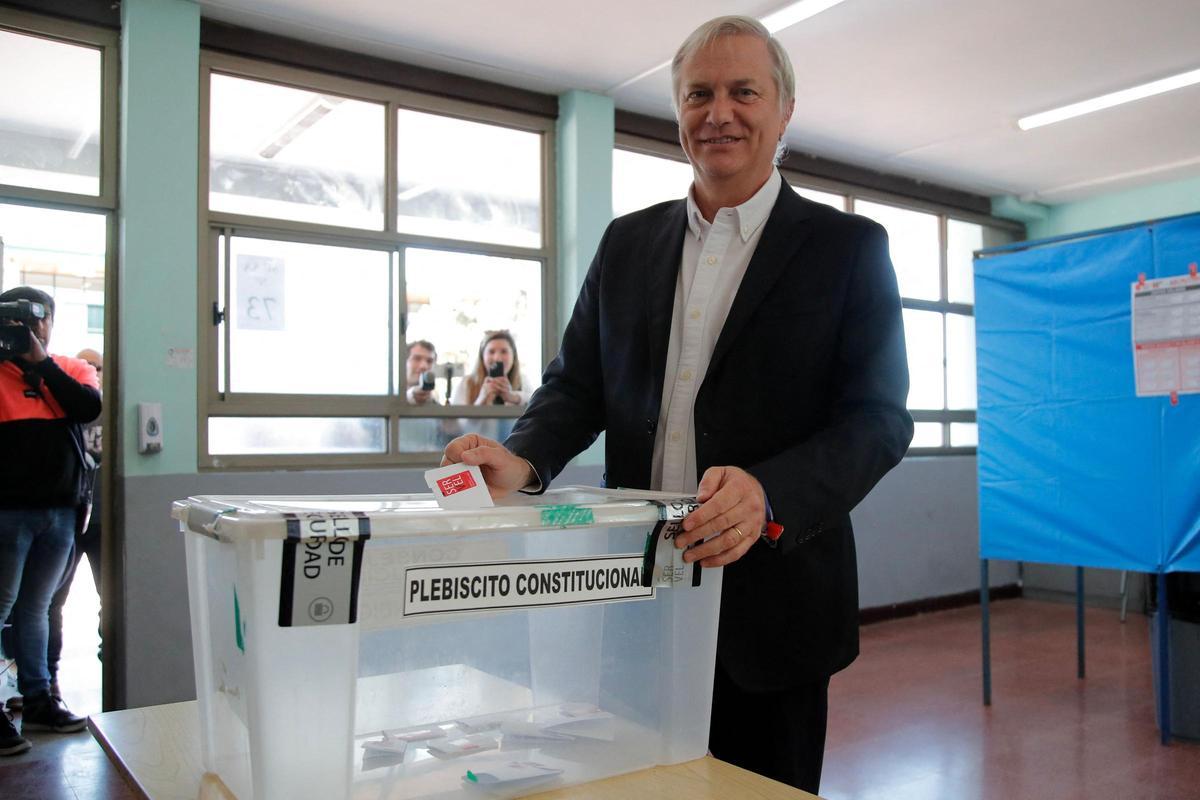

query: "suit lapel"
left=707, top=184, right=815, bottom=375
left=645, top=201, right=688, bottom=416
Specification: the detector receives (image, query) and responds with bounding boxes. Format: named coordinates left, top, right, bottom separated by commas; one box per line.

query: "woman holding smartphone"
left=452, top=329, right=530, bottom=407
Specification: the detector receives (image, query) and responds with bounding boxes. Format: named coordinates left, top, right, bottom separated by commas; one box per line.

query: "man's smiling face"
left=677, top=34, right=793, bottom=209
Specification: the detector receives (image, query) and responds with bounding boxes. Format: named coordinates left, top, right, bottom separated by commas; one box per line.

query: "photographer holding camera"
left=0, top=287, right=99, bottom=755
left=404, top=340, right=440, bottom=406
left=451, top=329, right=529, bottom=407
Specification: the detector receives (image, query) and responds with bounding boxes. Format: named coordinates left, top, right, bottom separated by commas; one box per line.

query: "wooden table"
left=89, top=701, right=821, bottom=800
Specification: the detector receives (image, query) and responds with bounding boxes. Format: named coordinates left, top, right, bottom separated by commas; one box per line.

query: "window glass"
left=612, top=149, right=693, bottom=217
left=0, top=29, right=101, bottom=195
left=950, top=422, right=978, bottom=447
left=947, top=219, right=983, bottom=304
left=224, top=236, right=391, bottom=394
left=903, top=309, right=945, bottom=410
left=404, top=248, right=542, bottom=405
left=0, top=202, right=105, bottom=356
left=946, top=312, right=976, bottom=411
left=911, top=422, right=943, bottom=448
left=855, top=200, right=940, bottom=301
left=209, top=74, right=385, bottom=229
left=209, top=417, right=387, bottom=455
left=791, top=185, right=843, bottom=210
left=397, top=110, right=542, bottom=247
left=397, top=417, right=460, bottom=454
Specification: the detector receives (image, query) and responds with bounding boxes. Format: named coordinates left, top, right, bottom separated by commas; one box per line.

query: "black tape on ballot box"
left=641, top=499, right=701, bottom=588
left=278, top=512, right=371, bottom=627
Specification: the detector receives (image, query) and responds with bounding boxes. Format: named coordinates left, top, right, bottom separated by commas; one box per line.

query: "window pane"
left=397, top=418, right=460, bottom=453
left=791, top=185, right=844, bottom=210
left=903, top=309, right=945, bottom=409
left=397, top=110, right=542, bottom=247
left=209, top=74, right=384, bottom=229
left=612, top=149, right=692, bottom=217
left=950, top=422, right=978, bottom=447
left=911, top=422, right=943, bottom=448
left=855, top=200, right=940, bottom=301
left=947, top=219, right=983, bottom=304
left=226, top=237, right=390, bottom=394
left=404, top=249, right=542, bottom=406
left=209, top=417, right=386, bottom=455
left=0, top=203, right=106, bottom=356
left=0, top=30, right=101, bottom=196
left=946, top=312, right=976, bottom=410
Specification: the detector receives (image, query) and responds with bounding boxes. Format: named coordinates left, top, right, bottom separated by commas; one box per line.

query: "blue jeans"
left=0, top=507, right=76, bottom=697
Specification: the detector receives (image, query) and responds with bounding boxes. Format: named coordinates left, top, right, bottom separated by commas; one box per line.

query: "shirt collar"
left=686, top=169, right=781, bottom=243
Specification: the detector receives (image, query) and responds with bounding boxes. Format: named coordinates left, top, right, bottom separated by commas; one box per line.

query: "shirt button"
left=680, top=369, right=693, bottom=382
left=689, top=308, right=701, bottom=320
left=669, top=431, right=682, bottom=443
left=742, top=226, right=750, bottom=236
left=706, top=255, right=717, bottom=266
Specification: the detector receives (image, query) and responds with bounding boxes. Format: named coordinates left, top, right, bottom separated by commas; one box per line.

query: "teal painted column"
left=556, top=90, right=614, bottom=333
left=119, top=0, right=199, bottom=476
left=556, top=91, right=614, bottom=466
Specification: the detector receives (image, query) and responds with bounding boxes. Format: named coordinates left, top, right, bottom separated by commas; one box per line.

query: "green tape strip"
left=234, top=587, right=246, bottom=653
left=539, top=504, right=595, bottom=527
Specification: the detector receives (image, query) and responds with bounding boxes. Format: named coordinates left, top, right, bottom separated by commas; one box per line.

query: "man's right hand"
left=441, top=434, right=535, bottom=499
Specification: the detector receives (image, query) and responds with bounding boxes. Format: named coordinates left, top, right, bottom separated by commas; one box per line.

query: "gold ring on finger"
left=731, top=526, right=744, bottom=540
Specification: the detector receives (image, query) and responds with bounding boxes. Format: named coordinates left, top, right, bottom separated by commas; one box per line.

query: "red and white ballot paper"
left=1132, top=266, right=1200, bottom=402
left=425, top=463, right=494, bottom=510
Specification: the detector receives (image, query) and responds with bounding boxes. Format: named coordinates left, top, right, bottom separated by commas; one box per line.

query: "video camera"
left=0, top=299, right=46, bottom=361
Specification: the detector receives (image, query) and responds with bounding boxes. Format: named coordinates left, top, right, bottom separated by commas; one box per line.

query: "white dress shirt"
left=650, top=170, right=782, bottom=494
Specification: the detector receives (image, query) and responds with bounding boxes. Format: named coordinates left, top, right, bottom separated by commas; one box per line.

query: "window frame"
left=0, top=8, right=119, bottom=210
left=845, top=191, right=1016, bottom=455
left=611, top=137, right=1023, bottom=456
left=198, top=52, right=557, bottom=469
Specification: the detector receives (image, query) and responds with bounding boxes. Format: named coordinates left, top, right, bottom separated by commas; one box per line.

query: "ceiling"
left=198, top=0, right=1200, bottom=204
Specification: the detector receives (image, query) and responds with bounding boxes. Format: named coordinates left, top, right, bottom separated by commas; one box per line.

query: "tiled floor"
left=2, top=597, right=1197, bottom=799
left=822, top=599, right=1200, bottom=800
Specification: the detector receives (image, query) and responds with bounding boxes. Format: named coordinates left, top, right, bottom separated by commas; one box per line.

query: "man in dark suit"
left=442, top=15, right=911, bottom=794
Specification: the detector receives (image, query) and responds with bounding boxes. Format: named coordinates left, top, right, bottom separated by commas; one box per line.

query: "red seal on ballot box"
left=437, top=470, right=477, bottom=496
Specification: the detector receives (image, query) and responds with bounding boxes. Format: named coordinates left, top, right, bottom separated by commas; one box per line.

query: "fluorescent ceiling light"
left=761, top=0, right=850, bottom=34
left=1018, top=67, right=1200, bottom=131
left=257, top=95, right=344, bottom=159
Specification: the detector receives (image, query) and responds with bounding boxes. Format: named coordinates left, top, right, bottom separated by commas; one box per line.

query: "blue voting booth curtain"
left=975, top=213, right=1200, bottom=573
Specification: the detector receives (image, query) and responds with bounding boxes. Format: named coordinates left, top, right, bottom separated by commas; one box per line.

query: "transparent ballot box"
left=174, top=488, right=721, bottom=800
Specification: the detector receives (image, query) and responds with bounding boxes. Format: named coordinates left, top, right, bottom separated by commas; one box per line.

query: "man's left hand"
left=23, top=328, right=47, bottom=364
left=675, top=466, right=765, bottom=567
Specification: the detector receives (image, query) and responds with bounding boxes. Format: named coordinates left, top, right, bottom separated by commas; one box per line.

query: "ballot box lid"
left=173, top=486, right=697, bottom=542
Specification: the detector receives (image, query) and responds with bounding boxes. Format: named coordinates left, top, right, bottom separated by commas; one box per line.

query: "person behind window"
left=404, top=339, right=440, bottom=406
left=0, top=287, right=99, bottom=755
left=451, top=330, right=531, bottom=442
left=451, top=329, right=530, bottom=407
left=399, top=339, right=461, bottom=452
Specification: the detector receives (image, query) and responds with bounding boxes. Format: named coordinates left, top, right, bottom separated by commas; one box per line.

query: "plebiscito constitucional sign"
left=403, top=555, right=652, bottom=617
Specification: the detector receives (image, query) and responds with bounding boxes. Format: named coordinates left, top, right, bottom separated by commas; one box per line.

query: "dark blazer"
left=507, top=181, right=912, bottom=690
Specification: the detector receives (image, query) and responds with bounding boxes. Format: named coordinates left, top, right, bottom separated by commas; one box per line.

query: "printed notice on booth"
left=1131, top=267, right=1200, bottom=398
